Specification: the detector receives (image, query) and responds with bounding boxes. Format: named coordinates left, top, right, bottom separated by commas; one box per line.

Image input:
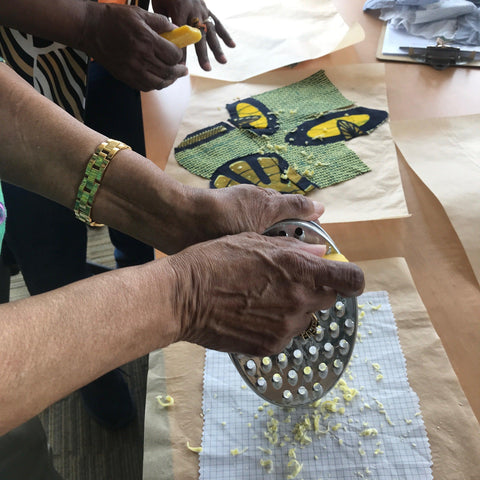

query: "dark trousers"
left=0, top=418, right=62, bottom=480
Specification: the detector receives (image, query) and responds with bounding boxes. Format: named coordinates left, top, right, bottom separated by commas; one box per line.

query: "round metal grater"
left=229, top=220, right=358, bottom=407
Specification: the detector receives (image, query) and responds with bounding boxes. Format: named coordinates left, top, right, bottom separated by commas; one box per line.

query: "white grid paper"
left=199, top=291, right=433, bottom=480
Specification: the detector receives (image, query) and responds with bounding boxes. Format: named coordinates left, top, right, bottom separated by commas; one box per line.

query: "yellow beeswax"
left=160, top=25, right=202, bottom=48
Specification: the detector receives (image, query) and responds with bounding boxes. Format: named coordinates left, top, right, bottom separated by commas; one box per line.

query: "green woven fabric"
left=250, top=70, right=352, bottom=131
left=175, top=124, right=370, bottom=187
left=175, top=70, right=380, bottom=192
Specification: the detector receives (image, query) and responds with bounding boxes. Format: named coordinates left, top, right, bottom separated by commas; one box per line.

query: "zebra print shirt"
left=0, top=0, right=149, bottom=122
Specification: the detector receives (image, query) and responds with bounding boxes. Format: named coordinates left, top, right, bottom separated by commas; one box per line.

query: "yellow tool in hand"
left=323, top=252, right=349, bottom=262
left=160, top=25, right=202, bottom=48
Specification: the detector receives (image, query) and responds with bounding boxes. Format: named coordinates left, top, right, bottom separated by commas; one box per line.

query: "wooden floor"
left=10, top=226, right=148, bottom=480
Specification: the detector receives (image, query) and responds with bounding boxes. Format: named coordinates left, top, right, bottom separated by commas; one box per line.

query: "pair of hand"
left=82, top=0, right=234, bottom=91
left=162, top=185, right=365, bottom=356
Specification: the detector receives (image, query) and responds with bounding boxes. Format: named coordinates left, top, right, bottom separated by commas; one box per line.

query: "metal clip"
left=400, top=38, right=477, bottom=70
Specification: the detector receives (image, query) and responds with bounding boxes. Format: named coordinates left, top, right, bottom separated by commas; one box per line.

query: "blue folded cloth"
left=364, top=0, right=480, bottom=46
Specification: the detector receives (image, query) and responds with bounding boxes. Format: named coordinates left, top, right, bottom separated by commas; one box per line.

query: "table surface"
left=141, top=0, right=480, bottom=424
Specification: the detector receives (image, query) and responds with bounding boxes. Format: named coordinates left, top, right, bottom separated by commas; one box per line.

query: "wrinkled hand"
left=152, top=0, right=235, bottom=71
left=80, top=2, right=187, bottom=91
left=162, top=184, right=324, bottom=255
left=167, top=233, right=365, bottom=355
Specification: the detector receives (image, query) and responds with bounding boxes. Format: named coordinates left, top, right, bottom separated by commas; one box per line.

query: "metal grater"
left=229, top=220, right=358, bottom=406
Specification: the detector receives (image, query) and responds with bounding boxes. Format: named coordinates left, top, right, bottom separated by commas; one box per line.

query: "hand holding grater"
left=230, top=220, right=358, bottom=407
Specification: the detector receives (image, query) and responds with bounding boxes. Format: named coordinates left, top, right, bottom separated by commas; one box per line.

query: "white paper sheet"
left=185, top=0, right=356, bottom=82
left=200, top=291, right=432, bottom=480
left=382, top=23, right=480, bottom=55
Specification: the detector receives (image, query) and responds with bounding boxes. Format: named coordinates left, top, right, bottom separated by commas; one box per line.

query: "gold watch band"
left=74, top=139, right=131, bottom=225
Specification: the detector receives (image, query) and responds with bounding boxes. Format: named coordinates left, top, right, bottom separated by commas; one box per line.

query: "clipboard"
left=376, top=23, right=480, bottom=70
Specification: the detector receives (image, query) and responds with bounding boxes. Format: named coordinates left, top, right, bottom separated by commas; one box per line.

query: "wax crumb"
left=186, top=441, right=202, bottom=453
left=260, top=458, right=274, bottom=473
left=257, top=446, right=272, bottom=455
left=156, top=394, right=174, bottom=408
left=286, top=458, right=303, bottom=479
left=230, top=447, right=248, bottom=456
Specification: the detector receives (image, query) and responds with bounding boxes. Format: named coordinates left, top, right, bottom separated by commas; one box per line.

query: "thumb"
left=142, top=10, right=177, bottom=34
left=275, top=195, right=325, bottom=223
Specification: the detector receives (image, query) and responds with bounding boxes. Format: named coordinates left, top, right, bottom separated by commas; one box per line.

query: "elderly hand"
left=159, top=184, right=325, bottom=255
left=80, top=2, right=188, bottom=91
left=167, top=233, right=365, bottom=355
left=152, top=0, right=235, bottom=71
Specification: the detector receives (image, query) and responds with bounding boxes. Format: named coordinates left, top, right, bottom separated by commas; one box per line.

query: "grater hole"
left=294, top=227, right=305, bottom=240
left=319, top=309, right=330, bottom=321
left=344, top=318, right=355, bottom=335
left=293, top=349, right=303, bottom=365
left=256, top=377, right=267, bottom=392
left=308, top=345, right=318, bottom=360
left=324, top=342, right=334, bottom=358
left=312, top=382, right=324, bottom=395
left=246, top=359, right=256, bottom=375
left=277, top=352, right=287, bottom=368
left=333, top=358, right=343, bottom=375
left=261, top=356, right=272, bottom=372
left=315, top=326, right=324, bottom=342
left=272, top=373, right=283, bottom=389
left=282, top=390, right=293, bottom=402
left=330, top=321, right=340, bottom=338
left=318, top=362, right=328, bottom=378
left=298, top=386, right=308, bottom=399
left=339, top=339, right=350, bottom=355
left=303, top=366, right=313, bottom=381
left=287, top=369, right=298, bottom=386
left=335, top=300, right=346, bottom=317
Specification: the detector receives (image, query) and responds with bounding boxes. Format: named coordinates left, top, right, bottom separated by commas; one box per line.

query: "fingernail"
left=298, top=243, right=327, bottom=257
left=203, top=62, right=212, bottom=71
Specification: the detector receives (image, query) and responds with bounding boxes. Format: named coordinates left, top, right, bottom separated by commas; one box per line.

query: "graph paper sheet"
left=199, top=291, right=432, bottom=480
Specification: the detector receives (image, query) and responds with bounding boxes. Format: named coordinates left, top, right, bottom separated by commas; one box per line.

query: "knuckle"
left=347, top=264, right=365, bottom=293
left=286, top=193, right=311, bottom=214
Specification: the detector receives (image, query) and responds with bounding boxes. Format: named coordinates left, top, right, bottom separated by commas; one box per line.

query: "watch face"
left=230, top=220, right=358, bottom=406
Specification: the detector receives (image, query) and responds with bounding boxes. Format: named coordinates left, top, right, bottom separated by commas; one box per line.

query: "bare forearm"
left=0, top=62, right=103, bottom=203
left=0, top=0, right=88, bottom=49
left=0, top=260, right=177, bottom=434
left=0, top=63, right=324, bottom=254
left=0, top=61, right=195, bottom=253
